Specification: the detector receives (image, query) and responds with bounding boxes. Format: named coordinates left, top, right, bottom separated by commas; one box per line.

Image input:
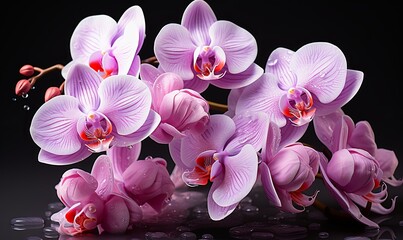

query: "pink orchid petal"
left=91, top=155, right=114, bottom=199
left=265, top=47, right=297, bottom=89
left=313, top=109, right=345, bottom=149
left=128, top=55, right=141, bottom=77
left=375, top=149, right=403, bottom=187
left=276, top=189, right=305, bottom=213
left=152, top=72, right=184, bottom=109
left=349, top=121, right=377, bottom=155
left=181, top=0, right=216, bottom=46
left=168, top=138, right=186, bottom=169
left=65, top=64, right=102, bottom=112
left=70, top=15, right=117, bottom=62
left=111, top=109, right=161, bottom=146
left=116, top=5, right=145, bottom=55
left=113, top=21, right=139, bottom=75
left=331, top=115, right=352, bottom=152
left=207, top=176, right=238, bottom=221
left=211, top=63, right=263, bottom=89
left=279, top=121, right=309, bottom=149
left=262, top=122, right=281, bottom=160
left=212, top=144, right=258, bottom=207
left=38, top=146, right=92, bottom=165
left=226, top=111, right=270, bottom=153
left=235, top=73, right=286, bottom=127
left=210, top=21, right=257, bottom=74
left=102, top=196, right=130, bottom=233
left=314, top=70, right=364, bottom=116
left=327, top=149, right=355, bottom=187
left=30, top=95, right=83, bottom=155
left=107, top=144, right=141, bottom=182
left=291, top=42, right=347, bottom=104
left=180, top=114, right=235, bottom=168
left=98, top=75, right=151, bottom=135
left=154, top=24, right=195, bottom=80
left=183, top=77, right=210, bottom=93
left=259, top=163, right=281, bottom=207
left=140, top=63, right=163, bottom=84
left=348, top=193, right=397, bottom=215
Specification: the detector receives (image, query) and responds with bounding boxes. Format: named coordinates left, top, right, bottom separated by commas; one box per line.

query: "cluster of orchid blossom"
left=15, top=0, right=402, bottom=237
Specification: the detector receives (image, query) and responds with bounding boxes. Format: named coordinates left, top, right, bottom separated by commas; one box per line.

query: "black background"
left=1, top=1, right=402, bottom=239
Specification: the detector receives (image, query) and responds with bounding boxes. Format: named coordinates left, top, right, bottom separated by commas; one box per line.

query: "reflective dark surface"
left=2, top=1, right=402, bottom=239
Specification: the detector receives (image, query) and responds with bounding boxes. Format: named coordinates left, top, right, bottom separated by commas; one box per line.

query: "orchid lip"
left=193, top=45, right=226, bottom=80
left=280, top=86, right=316, bottom=126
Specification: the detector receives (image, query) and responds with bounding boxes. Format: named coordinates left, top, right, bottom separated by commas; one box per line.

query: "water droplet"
left=267, top=59, right=278, bottom=66
left=127, top=145, right=133, bottom=149
left=31, top=86, right=36, bottom=90
left=308, top=222, right=321, bottom=230
left=11, top=97, right=17, bottom=102
left=251, top=231, right=274, bottom=239
left=241, top=205, right=259, bottom=213
left=23, top=105, right=30, bottom=111
left=145, top=156, right=153, bottom=160
left=22, top=93, right=29, bottom=98
left=318, top=232, right=329, bottom=238
left=26, top=237, right=43, bottom=240
left=180, top=231, right=197, bottom=240
left=201, top=233, right=214, bottom=239
left=319, top=71, right=326, bottom=78
left=11, top=217, right=44, bottom=227
left=229, top=225, right=254, bottom=236
left=145, top=231, right=169, bottom=240
left=344, top=236, right=371, bottom=240
left=48, top=202, right=64, bottom=212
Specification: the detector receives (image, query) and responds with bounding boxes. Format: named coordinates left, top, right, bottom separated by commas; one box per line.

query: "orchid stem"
left=208, top=101, right=228, bottom=112
left=30, top=64, right=64, bottom=86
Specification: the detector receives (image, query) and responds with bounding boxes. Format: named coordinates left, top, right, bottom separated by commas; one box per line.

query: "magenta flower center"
left=193, top=46, right=226, bottom=80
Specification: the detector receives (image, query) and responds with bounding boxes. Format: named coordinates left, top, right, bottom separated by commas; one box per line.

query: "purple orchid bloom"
left=106, top=145, right=176, bottom=213
left=140, top=63, right=210, bottom=144
left=230, top=42, right=363, bottom=142
left=259, top=121, right=321, bottom=213
left=154, top=0, right=263, bottom=93
left=169, top=112, right=269, bottom=220
left=314, top=110, right=396, bottom=228
left=51, top=155, right=142, bottom=235
left=61, top=5, right=145, bottom=79
left=30, top=64, right=160, bottom=165
left=314, top=109, right=403, bottom=187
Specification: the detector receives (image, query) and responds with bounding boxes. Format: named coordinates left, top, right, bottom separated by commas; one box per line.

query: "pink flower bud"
left=15, top=79, right=31, bottom=96
left=19, top=64, right=35, bottom=76
left=56, top=169, right=98, bottom=207
left=44, top=87, right=61, bottom=102
left=122, top=157, right=175, bottom=212
left=327, top=148, right=382, bottom=195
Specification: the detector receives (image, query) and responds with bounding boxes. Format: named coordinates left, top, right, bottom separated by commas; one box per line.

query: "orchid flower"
left=51, top=155, right=142, bottom=235
left=154, top=0, right=263, bottom=93
left=230, top=42, right=363, bottom=142
left=140, top=63, right=210, bottom=144
left=169, top=112, right=269, bottom=220
left=106, top=145, right=176, bottom=213
left=30, top=64, right=160, bottom=165
left=61, top=5, right=145, bottom=78
left=314, top=109, right=403, bottom=187
left=259, top=121, right=321, bottom=213
left=314, top=110, right=397, bottom=228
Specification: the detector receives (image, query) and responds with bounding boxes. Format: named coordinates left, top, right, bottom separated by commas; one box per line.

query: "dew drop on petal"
left=267, top=59, right=278, bottom=66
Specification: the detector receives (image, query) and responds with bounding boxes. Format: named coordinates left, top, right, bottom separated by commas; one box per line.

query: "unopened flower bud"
left=19, top=65, right=35, bottom=77
left=45, top=87, right=61, bottom=102
left=15, top=79, right=31, bottom=96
